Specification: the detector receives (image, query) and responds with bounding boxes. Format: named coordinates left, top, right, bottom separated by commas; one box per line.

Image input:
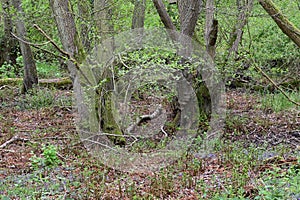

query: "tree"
left=132, top=0, right=146, bottom=29
left=152, top=0, right=214, bottom=124
left=258, top=0, right=300, bottom=48
left=0, top=0, right=18, bottom=68
left=49, top=0, right=125, bottom=145
left=12, top=0, right=38, bottom=93
left=77, top=0, right=93, bottom=51
left=94, top=0, right=114, bottom=41
left=205, top=0, right=218, bottom=59
left=228, top=0, right=253, bottom=58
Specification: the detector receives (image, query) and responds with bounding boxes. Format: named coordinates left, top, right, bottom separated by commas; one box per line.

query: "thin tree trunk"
left=132, top=0, right=146, bottom=29
left=94, top=0, right=114, bottom=41
left=152, top=0, right=177, bottom=31
left=49, top=0, right=84, bottom=80
left=78, top=0, right=92, bottom=51
left=12, top=0, right=38, bottom=93
left=205, top=0, right=218, bottom=60
left=228, top=0, right=253, bottom=57
left=259, top=0, right=300, bottom=48
left=0, top=0, right=18, bottom=67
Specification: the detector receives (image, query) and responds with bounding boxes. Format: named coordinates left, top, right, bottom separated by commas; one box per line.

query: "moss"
left=101, top=91, right=126, bottom=146
left=195, top=82, right=211, bottom=117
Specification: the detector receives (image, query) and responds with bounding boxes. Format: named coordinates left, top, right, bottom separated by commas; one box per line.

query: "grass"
left=259, top=89, right=300, bottom=112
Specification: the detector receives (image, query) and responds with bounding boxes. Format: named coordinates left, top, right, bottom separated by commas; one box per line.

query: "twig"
left=0, top=135, right=29, bottom=148
left=33, top=24, right=92, bottom=85
left=161, top=126, right=168, bottom=137
left=0, top=85, right=12, bottom=90
left=11, top=32, right=67, bottom=60
left=118, top=53, right=130, bottom=69
left=11, top=32, right=50, bottom=46
left=253, top=59, right=300, bottom=106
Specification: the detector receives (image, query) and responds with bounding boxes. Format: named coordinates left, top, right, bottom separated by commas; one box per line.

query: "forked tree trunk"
left=94, top=0, right=125, bottom=145
left=259, top=0, right=300, bottom=48
left=12, top=0, right=38, bottom=93
left=153, top=0, right=212, bottom=125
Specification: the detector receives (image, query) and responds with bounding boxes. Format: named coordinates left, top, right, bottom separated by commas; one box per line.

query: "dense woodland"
left=0, top=0, right=299, bottom=199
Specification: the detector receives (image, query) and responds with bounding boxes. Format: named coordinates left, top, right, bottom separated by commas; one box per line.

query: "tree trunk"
left=12, top=0, right=38, bottom=93
left=94, top=0, right=114, bottom=41
left=49, top=0, right=84, bottom=80
left=152, top=0, right=178, bottom=41
left=93, top=0, right=125, bottom=145
left=259, top=0, right=300, bottom=48
left=78, top=0, right=92, bottom=51
left=205, top=0, right=218, bottom=60
left=178, top=0, right=202, bottom=37
left=153, top=0, right=212, bottom=125
left=228, top=0, right=253, bottom=58
left=0, top=0, right=18, bottom=67
left=132, top=0, right=146, bottom=29
left=49, top=0, right=91, bottom=133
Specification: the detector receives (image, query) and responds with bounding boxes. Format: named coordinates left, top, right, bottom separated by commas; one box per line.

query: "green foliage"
left=0, top=55, right=24, bottom=78
left=259, top=89, right=300, bottom=112
left=30, top=144, right=61, bottom=170
left=36, top=60, right=63, bottom=79
left=255, top=162, right=300, bottom=199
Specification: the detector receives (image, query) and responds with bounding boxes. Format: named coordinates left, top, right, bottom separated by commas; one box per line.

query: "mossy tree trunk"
left=93, top=0, right=125, bottom=145
left=259, top=0, right=300, bottom=48
left=153, top=0, right=212, bottom=129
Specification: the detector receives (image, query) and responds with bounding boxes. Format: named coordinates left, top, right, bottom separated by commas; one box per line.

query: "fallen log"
left=0, top=77, right=72, bottom=89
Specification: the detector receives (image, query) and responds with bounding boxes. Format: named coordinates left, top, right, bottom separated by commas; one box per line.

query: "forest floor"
left=0, top=87, right=299, bottom=199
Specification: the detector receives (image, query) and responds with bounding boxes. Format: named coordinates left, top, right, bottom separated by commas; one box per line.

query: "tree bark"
left=49, top=0, right=84, bottom=80
left=94, top=0, right=114, bottom=41
left=205, top=0, right=218, bottom=60
left=12, top=0, right=38, bottom=93
left=152, top=0, right=176, bottom=31
left=78, top=0, right=92, bottom=51
left=259, top=0, right=300, bottom=48
left=132, top=0, right=146, bottom=29
left=178, top=0, right=202, bottom=37
left=228, top=0, right=253, bottom=57
left=0, top=0, right=18, bottom=67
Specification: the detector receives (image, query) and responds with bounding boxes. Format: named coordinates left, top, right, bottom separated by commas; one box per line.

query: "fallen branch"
left=0, top=135, right=29, bottom=149
left=127, top=104, right=163, bottom=134
left=33, top=24, right=92, bottom=85
left=253, top=59, right=300, bottom=107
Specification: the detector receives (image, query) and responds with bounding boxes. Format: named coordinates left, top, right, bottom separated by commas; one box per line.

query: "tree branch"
left=258, top=0, right=300, bottom=47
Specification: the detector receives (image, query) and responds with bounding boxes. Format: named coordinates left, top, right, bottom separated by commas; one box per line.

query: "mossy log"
left=0, top=77, right=72, bottom=89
